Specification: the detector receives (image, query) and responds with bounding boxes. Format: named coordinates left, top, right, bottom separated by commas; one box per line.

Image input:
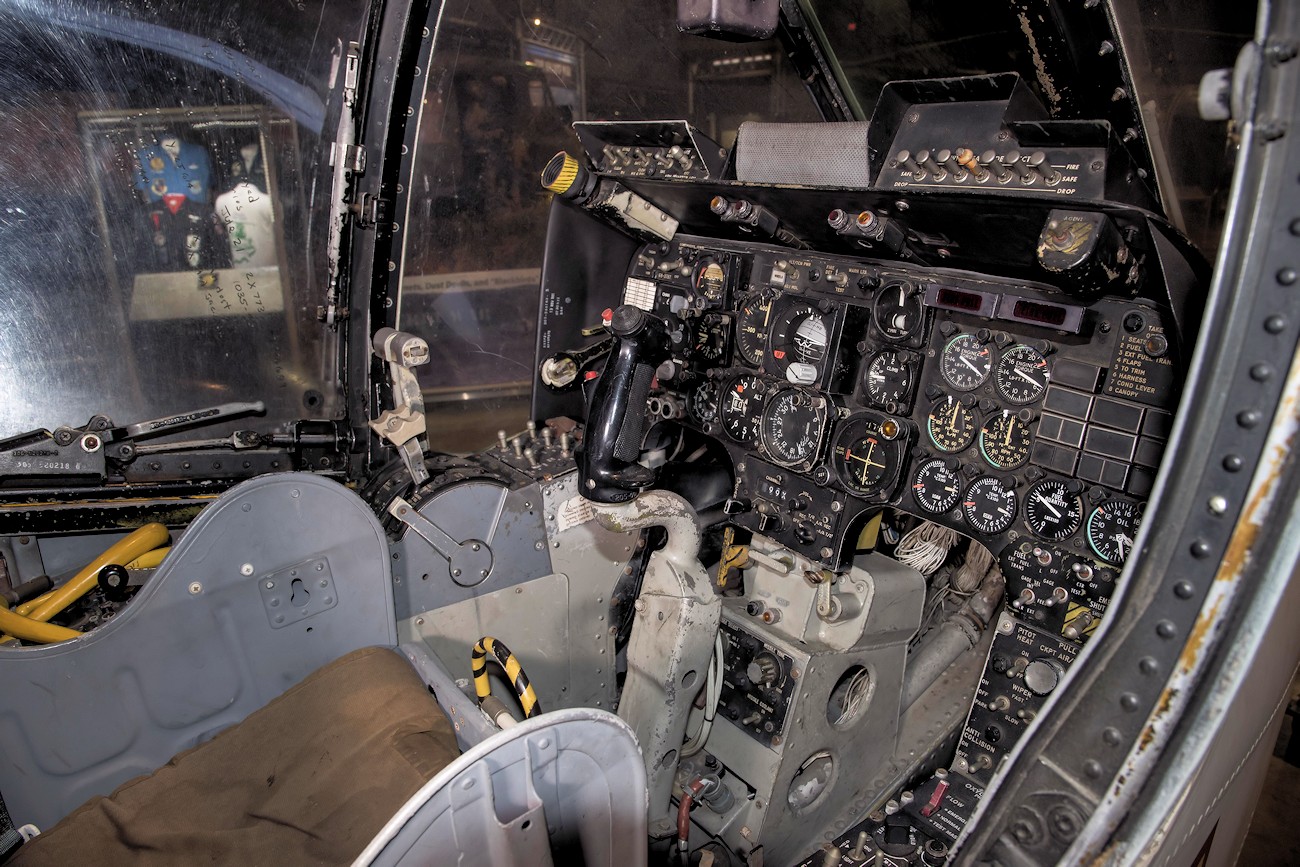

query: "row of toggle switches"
left=893, top=147, right=1062, bottom=186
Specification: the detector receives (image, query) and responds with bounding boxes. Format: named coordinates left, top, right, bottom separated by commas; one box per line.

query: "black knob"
left=98, top=564, right=131, bottom=602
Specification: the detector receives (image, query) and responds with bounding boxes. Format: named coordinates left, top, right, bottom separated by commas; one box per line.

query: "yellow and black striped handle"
left=471, top=636, right=541, bottom=719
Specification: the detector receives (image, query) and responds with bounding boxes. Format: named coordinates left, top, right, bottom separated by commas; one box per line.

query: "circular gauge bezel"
left=688, top=381, right=719, bottom=425
left=939, top=333, right=994, bottom=391
left=1024, top=479, right=1085, bottom=542
left=864, top=349, right=915, bottom=409
left=1086, top=499, right=1142, bottom=564
left=911, top=458, right=962, bottom=514
left=995, top=344, right=1050, bottom=405
left=830, top=414, right=905, bottom=497
left=962, top=476, right=1018, bottom=535
left=926, top=395, right=977, bottom=453
left=768, top=303, right=833, bottom=385
left=735, top=292, right=775, bottom=368
left=690, top=313, right=730, bottom=365
left=692, top=256, right=729, bottom=302
left=978, top=411, right=1032, bottom=470
left=719, top=373, right=765, bottom=444
left=759, top=387, right=829, bottom=469
left=872, top=281, right=924, bottom=342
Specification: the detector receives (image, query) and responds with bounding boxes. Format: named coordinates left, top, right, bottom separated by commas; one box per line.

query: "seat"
left=10, top=646, right=459, bottom=866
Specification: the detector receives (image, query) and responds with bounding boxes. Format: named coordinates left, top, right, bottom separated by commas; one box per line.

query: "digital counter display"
left=1011, top=299, right=1068, bottom=326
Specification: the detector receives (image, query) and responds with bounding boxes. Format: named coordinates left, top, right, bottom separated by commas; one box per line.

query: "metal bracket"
left=256, top=558, right=337, bottom=629
left=370, top=327, right=432, bottom=486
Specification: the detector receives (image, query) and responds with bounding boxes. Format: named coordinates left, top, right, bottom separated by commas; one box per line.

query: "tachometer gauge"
left=940, top=333, right=993, bottom=391
left=831, top=414, right=904, bottom=496
left=927, top=395, right=976, bottom=453
left=978, top=411, right=1031, bottom=470
left=688, top=381, right=718, bottom=426
left=693, top=256, right=729, bottom=302
left=1087, top=499, right=1142, bottom=564
left=735, top=292, right=774, bottom=367
left=720, top=373, right=764, bottom=444
left=1024, top=479, right=1084, bottom=542
left=873, top=281, right=924, bottom=342
left=769, top=303, right=832, bottom=385
left=963, top=477, right=1018, bottom=535
left=912, top=458, right=962, bottom=514
left=759, top=387, right=828, bottom=469
left=690, top=314, right=729, bottom=365
left=864, top=349, right=915, bottom=409
left=996, top=344, right=1050, bottom=404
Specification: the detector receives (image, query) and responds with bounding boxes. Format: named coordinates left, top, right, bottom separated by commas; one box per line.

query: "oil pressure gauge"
left=1024, top=479, right=1084, bottom=542
left=1087, top=499, right=1142, bottom=564
left=940, top=333, right=993, bottom=391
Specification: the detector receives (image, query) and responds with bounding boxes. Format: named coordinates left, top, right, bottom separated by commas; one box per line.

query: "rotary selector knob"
left=1023, top=657, right=1065, bottom=696
left=746, top=652, right=781, bottom=686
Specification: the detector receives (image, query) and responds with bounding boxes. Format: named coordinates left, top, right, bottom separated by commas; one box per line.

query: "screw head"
left=188, top=582, right=202, bottom=595
left=265, top=580, right=275, bottom=590
left=241, top=563, right=254, bottom=576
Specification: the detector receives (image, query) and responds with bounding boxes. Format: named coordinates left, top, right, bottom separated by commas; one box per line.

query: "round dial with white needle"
left=978, top=411, right=1031, bottom=470
left=927, top=395, right=976, bottom=453
left=1024, top=479, right=1084, bottom=542
left=911, top=458, right=962, bottom=514
left=962, top=477, right=1018, bottom=535
left=996, top=344, right=1050, bottom=404
left=831, top=415, right=903, bottom=497
left=1087, top=499, right=1142, bottom=564
left=864, top=349, right=915, bottom=408
left=940, top=333, right=993, bottom=391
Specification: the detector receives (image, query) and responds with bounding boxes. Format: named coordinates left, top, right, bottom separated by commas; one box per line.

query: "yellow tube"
left=26, top=524, right=170, bottom=623
left=0, top=599, right=80, bottom=644
left=124, top=546, right=170, bottom=570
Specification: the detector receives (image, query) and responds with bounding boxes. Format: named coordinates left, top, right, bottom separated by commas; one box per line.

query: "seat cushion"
left=12, top=646, right=459, bottom=866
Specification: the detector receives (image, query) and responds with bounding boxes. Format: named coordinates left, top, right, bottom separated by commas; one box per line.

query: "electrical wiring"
left=681, top=630, right=725, bottom=758
left=894, top=521, right=960, bottom=576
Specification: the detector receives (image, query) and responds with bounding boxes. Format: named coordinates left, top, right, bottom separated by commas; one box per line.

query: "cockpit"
left=0, top=1, right=1293, bottom=865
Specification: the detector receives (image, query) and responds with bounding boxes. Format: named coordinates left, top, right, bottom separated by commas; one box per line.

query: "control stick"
left=577, top=304, right=671, bottom=503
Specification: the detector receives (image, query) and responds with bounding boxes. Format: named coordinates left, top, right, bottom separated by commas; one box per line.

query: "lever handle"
left=577, top=305, right=671, bottom=503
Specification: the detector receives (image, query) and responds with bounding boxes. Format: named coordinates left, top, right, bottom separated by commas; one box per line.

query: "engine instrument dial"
left=769, top=304, right=832, bottom=385
left=831, top=414, right=903, bottom=496
left=735, top=292, right=774, bottom=367
left=873, top=281, right=924, bottom=342
left=688, top=381, right=718, bottom=425
left=995, top=344, right=1050, bottom=404
left=720, top=373, right=764, bottom=444
left=963, top=477, right=1018, bottom=535
left=978, top=411, right=1032, bottom=470
left=1086, top=499, right=1142, bottom=564
left=759, top=387, right=828, bottom=469
left=1024, top=479, right=1084, bottom=542
left=912, top=458, right=962, bottom=514
left=691, top=314, right=729, bottom=365
left=940, top=333, right=993, bottom=391
left=864, top=349, right=915, bottom=409
left=927, top=395, right=977, bottom=453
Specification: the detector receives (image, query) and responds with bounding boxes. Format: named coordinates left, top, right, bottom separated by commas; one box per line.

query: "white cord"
left=682, top=631, right=725, bottom=757
left=895, top=521, right=960, bottom=576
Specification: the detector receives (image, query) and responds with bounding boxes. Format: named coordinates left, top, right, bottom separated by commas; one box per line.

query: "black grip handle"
left=577, top=305, right=671, bottom=503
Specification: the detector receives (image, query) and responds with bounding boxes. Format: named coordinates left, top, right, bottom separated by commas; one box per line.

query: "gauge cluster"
left=622, top=235, right=1176, bottom=589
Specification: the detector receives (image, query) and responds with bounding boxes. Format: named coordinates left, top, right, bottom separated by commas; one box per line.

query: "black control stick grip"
left=577, top=305, right=671, bottom=503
